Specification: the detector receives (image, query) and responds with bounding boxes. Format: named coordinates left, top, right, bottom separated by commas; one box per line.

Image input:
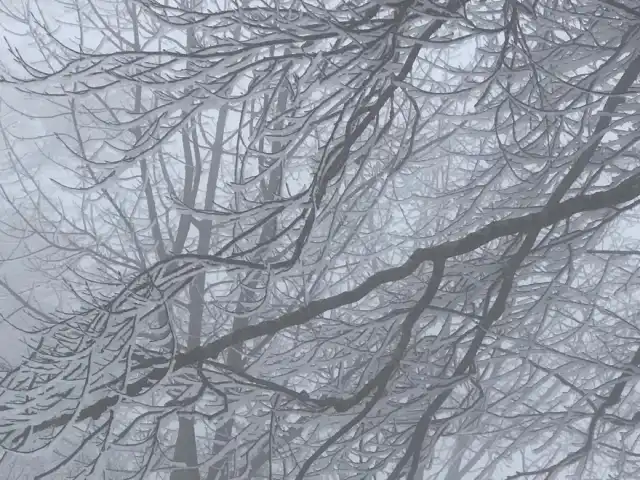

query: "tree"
left=0, top=1, right=287, bottom=478
left=2, top=0, right=640, bottom=479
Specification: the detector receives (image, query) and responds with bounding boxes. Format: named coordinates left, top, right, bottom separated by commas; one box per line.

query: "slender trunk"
left=173, top=2, right=284, bottom=477
left=171, top=3, right=225, bottom=477
left=172, top=104, right=227, bottom=480
left=206, top=83, right=287, bottom=480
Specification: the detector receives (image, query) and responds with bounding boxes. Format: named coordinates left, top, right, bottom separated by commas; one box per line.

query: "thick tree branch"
left=17, top=170, right=640, bottom=434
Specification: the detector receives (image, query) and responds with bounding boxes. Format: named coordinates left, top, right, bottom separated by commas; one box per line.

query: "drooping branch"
left=9, top=169, right=640, bottom=437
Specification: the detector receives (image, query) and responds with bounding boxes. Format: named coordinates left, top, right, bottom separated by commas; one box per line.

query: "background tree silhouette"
left=1, top=0, right=640, bottom=479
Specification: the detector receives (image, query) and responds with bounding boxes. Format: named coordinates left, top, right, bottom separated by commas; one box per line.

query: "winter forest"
left=0, top=0, right=639, bottom=478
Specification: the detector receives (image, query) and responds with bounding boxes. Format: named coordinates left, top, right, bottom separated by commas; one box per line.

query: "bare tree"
left=0, top=1, right=288, bottom=478
left=2, top=0, right=640, bottom=479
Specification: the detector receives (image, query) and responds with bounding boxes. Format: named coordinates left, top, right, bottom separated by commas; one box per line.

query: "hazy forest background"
left=0, top=0, right=638, bottom=479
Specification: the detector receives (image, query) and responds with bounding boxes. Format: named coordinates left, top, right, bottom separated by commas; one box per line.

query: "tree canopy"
left=1, top=0, right=640, bottom=479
